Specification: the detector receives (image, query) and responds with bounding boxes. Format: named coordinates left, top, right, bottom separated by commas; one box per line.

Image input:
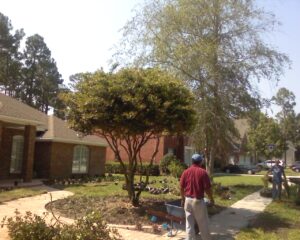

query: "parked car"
left=289, top=161, right=300, bottom=169
left=256, top=160, right=284, bottom=170
left=292, top=165, right=300, bottom=173
left=222, top=164, right=259, bottom=174
left=290, top=162, right=300, bottom=172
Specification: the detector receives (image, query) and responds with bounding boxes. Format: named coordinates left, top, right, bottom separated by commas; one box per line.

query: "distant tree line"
left=0, top=12, right=68, bottom=116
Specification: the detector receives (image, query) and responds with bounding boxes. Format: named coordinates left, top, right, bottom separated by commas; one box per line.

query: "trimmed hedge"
left=105, top=162, right=160, bottom=176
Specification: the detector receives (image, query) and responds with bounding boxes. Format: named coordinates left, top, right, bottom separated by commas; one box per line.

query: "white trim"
left=0, top=115, right=45, bottom=128
left=36, top=137, right=107, bottom=147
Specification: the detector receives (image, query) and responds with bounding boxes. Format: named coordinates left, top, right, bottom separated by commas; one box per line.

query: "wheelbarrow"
left=146, top=199, right=185, bottom=237
left=164, top=199, right=185, bottom=236
left=164, top=198, right=211, bottom=236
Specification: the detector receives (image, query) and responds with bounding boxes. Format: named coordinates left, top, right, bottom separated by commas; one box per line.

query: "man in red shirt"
left=180, top=153, right=214, bottom=240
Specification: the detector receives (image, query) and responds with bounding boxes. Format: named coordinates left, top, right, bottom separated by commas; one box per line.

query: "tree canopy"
left=247, top=113, right=285, bottom=160
left=63, top=67, right=195, bottom=205
left=117, top=0, right=290, bottom=174
left=0, top=12, right=24, bottom=96
left=0, top=12, right=64, bottom=116
left=22, top=34, right=63, bottom=114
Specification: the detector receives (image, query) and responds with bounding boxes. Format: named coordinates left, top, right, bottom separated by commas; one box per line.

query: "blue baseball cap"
left=192, top=153, right=203, bottom=162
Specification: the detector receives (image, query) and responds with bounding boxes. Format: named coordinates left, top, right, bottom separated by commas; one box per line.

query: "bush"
left=1, top=210, right=58, bottom=240
left=59, top=212, right=121, bottom=240
left=1, top=210, right=122, bottom=240
left=160, top=154, right=178, bottom=174
left=168, top=161, right=187, bottom=178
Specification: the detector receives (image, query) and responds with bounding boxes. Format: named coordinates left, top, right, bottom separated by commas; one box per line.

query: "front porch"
left=0, top=122, right=36, bottom=182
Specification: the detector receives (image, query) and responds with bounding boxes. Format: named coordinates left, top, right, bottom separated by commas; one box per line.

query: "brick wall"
left=105, top=135, right=190, bottom=164
left=35, top=141, right=106, bottom=179
left=106, top=137, right=164, bottom=164
left=164, top=135, right=189, bottom=162
left=89, top=146, right=106, bottom=176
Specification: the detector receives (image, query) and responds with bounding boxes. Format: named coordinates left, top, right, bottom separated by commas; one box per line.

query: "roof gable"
left=0, top=93, right=107, bottom=147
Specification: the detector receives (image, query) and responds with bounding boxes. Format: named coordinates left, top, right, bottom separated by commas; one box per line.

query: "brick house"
left=0, top=93, right=107, bottom=182
left=106, top=135, right=195, bottom=165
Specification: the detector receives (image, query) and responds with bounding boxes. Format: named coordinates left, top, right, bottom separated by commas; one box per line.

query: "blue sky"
left=1, top=0, right=299, bottom=114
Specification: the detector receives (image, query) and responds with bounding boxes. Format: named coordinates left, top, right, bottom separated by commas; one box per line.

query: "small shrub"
left=1, top=210, right=58, bottom=240
left=1, top=210, right=122, bottom=240
left=160, top=154, right=178, bottom=174
left=59, top=212, right=122, bottom=240
left=168, top=161, right=187, bottom=178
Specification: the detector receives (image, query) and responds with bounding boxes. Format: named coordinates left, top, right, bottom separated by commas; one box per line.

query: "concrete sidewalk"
left=0, top=186, right=73, bottom=240
left=114, top=190, right=272, bottom=240
left=0, top=187, right=272, bottom=240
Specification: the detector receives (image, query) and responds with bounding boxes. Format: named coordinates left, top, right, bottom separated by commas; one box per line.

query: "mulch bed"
left=46, top=196, right=170, bottom=226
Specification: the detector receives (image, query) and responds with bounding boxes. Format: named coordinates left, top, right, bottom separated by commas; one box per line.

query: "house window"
left=167, top=148, right=175, bottom=155
left=184, top=146, right=195, bottom=166
left=10, top=135, right=24, bottom=173
left=72, top=145, right=89, bottom=173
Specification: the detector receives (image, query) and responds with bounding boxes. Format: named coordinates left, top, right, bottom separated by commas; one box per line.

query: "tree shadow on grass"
left=248, top=211, right=291, bottom=231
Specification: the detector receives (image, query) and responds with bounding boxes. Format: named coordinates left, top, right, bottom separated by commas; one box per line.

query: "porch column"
left=22, top=125, right=36, bottom=182
left=0, top=122, right=2, bottom=161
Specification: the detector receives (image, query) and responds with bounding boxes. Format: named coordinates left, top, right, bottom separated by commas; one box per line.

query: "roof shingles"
left=0, top=93, right=107, bottom=147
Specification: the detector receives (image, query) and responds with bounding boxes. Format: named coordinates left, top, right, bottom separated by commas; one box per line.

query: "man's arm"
left=205, top=188, right=214, bottom=205
left=180, top=185, right=185, bottom=207
left=180, top=173, right=186, bottom=207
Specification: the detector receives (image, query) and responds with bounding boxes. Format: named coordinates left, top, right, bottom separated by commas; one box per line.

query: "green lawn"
left=213, top=175, right=263, bottom=207
left=0, top=187, right=47, bottom=203
left=235, top=186, right=300, bottom=240
left=46, top=174, right=264, bottom=223
left=58, top=174, right=263, bottom=211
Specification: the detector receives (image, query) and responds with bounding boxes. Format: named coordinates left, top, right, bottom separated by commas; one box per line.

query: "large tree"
left=273, top=87, right=297, bottom=164
left=247, top=113, right=285, bottom=161
left=0, top=12, right=24, bottom=97
left=22, top=34, right=63, bottom=114
left=117, top=0, right=290, bottom=175
left=63, top=68, right=195, bottom=206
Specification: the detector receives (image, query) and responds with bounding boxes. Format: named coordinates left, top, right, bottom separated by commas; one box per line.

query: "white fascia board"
left=36, top=137, right=108, bottom=147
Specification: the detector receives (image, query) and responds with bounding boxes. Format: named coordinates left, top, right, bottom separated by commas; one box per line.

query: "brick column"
left=0, top=122, right=2, bottom=162
left=0, top=122, right=2, bottom=146
left=23, top=125, right=36, bottom=182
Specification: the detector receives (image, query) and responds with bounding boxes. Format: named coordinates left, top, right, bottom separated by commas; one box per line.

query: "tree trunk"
left=207, top=147, right=215, bottom=178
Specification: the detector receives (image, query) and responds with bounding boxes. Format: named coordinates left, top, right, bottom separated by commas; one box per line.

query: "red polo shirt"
left=180, top=164, right=211, bottom=199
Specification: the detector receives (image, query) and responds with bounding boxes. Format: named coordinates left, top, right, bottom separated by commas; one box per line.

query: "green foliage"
left=58, top=212, right=121, bottom=240
left=160, top=154, right=178, bottom=174
left=0, top=12, right=24, bottom=96
left=64, top=68, right=195, bottom=136
left=2, top=210, right=58, bottom=240
left=119, top=0, right=290, bottom=176
left=247, top=113, right=285, bottom=159
left=0, top=12, right=64, bottom=113
left=22, top=34, right=63, bottom=114
left=273, top=88, right=299, bottom=147
left=1, top=210, right=121, bottom=240
left=63, top=67, right=195, bottom=206
left=168, top=160, right=187, bottom=178
left=159, top=153, right=182, bottom=175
